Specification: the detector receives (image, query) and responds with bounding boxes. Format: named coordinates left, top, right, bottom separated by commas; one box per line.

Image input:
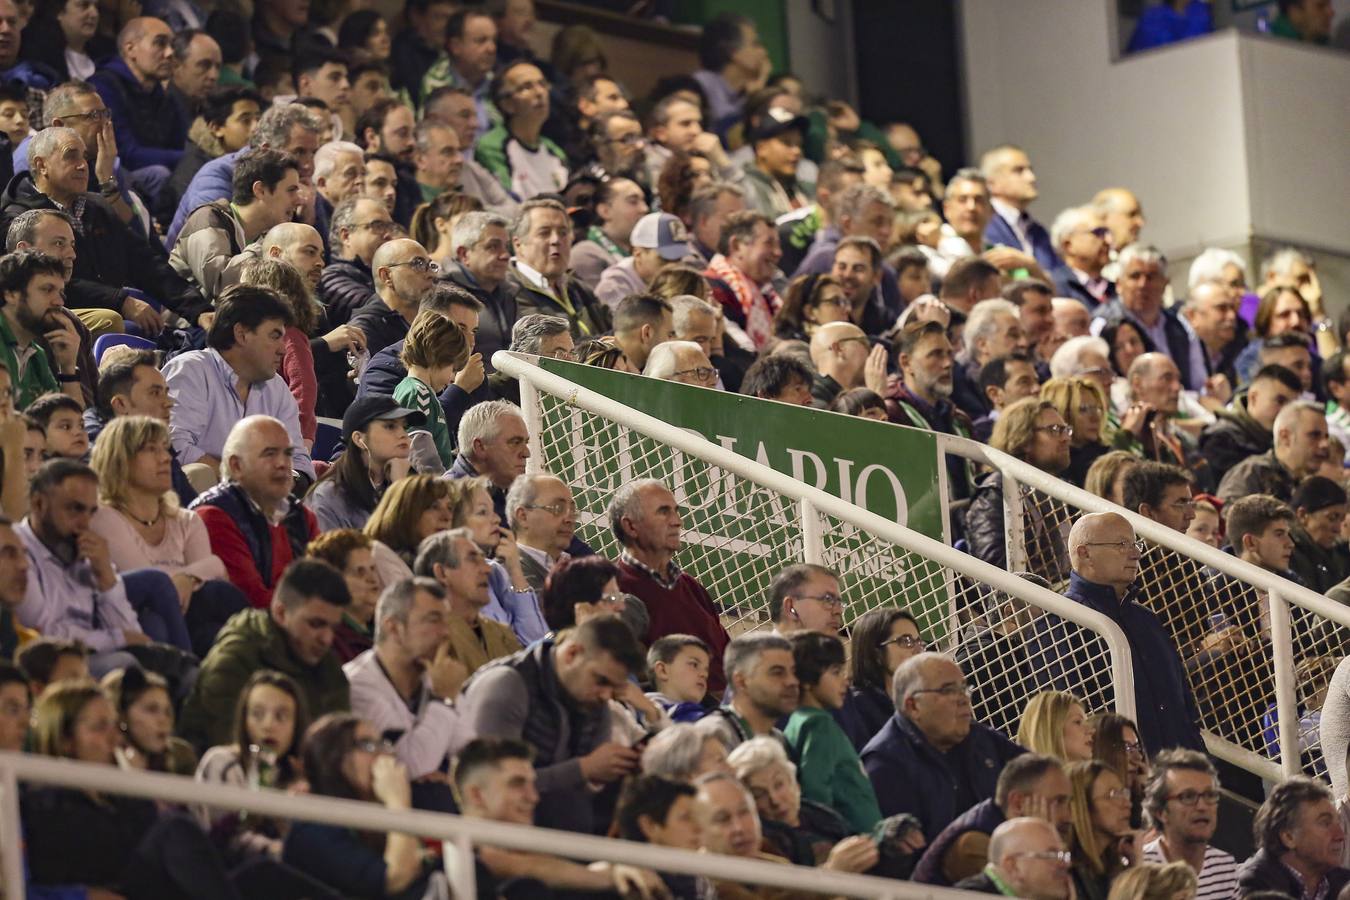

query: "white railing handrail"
left=0, top=753, right=989, bottom=900
left=494, top=352, right=1138, bottom=721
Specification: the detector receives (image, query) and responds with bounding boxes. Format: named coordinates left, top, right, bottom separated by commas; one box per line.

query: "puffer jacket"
left=442, top=261, right=518, bottom=373
left=1199, top=394, right=1272, bottom=475
left=318, top=256, right=378, bottom=326
left=507, top=263, right=611, bottom=340
left=964, top=471, right=1070, bottom=583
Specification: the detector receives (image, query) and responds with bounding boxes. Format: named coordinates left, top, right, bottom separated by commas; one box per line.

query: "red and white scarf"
left=706, top=254, right=781, bottom=351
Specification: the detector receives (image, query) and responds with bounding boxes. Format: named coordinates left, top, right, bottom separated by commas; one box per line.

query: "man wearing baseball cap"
left=741, top=106, right=812, bottom=219
left=595, top=211, right=693, bottom=310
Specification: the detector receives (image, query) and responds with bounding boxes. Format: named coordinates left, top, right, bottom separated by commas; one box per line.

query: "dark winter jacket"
left=1236, top=848, right=1350, bottom=899
left=88, top=56, right=188, bottom=170
left=1199, top=395, right=1272, bottom=476
left=442, top=261, right=519, bottom=373
left=507, top=264, right=611, bottom=340
left=318, top=256, right=378, bottom=326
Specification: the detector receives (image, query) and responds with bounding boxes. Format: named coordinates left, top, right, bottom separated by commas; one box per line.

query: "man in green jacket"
left=179, top=558, right=352, bottom=750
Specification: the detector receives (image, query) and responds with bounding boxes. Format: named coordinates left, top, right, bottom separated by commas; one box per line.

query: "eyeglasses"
left=387, top=257, right=440, bottom=274
left=1123, top=740, right=1144, bottom=757
left=672, top=366, right=718, bottom=383
left=524, top=501, right=576, bottom=517
left=815, top=296, right=853, bottom=309
left=793, top=592, right=846, bottom=610
left=354, top=220, right=396, bottom=234
left=880, top=634, right=926, bottom=650
left=1011, top=851, right=1072, bottom=865
left=596, top=593, right=626, bottom=607
left=354, top=737, right=395, bottom=755
left=63, top=108, right=111, bottom=123
left=912, top=682, right=971, bottom=699
left=607, top=134, right=646, bottom=147
left=549, top=348, right=577, bottom=361
left=1084, top=539, right=1147, bottom=553
left=1034, top=424, right=1073, bottom=437
left=1095, top=786, right=1131, bottom=803
left=1168, top=789, right=1221, bottom=807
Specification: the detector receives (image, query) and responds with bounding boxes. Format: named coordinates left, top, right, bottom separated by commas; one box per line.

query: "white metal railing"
left=938, top=433, right=1350, bottom=782
left=496, top=352, right=1138, bottom=733
left=0, top=753, right=996, bottom=900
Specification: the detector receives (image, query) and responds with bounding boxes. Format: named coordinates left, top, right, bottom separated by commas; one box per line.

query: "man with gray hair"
left=450, top=399, right=530, bottom=520
left=343, top=576, right=467, bottom=778
left=1029, top=511, right=1203, bottom=755
left=507, top=197, right=611, bottom=338
left=411, top=118, right=463, bottom=203
left=933, top=168, right=993, bottom=278
left=506, top=472, right=578, bottom=592
left=953, top=817, right=1071, bottom=899
left=1050, top=205, right=1115, bottom=309
left=486, top=312, right=574, bottom=406
left=955, top=298, right=1028, bottom=418
left=1239, top=776, right=1349, bottom=897
left=1217, top=399, right=1330, bottom=506
left=643, top=340, right=718, bottom=388
left=981, top=145, right=1061, bottom=275
left=1139, top=749, right=1238, bottom=897
left=167, top=102, right=323, bottom=246
left=794, top=183, right=904, bottom=314
left=1092, top=244, right=1206, bottom=392
left=715, top=632, right=797, bottom=746
left=861, top=652, right=1023, bottom=839
left=319, top=195, right=393, bottom=323
left=311, top=139, right=366, bottom=258
left=612, top=478, right=730, bottom=695
left=443, top=210, right=517, bottom=371
left=414, top=528, right=527, bottom=669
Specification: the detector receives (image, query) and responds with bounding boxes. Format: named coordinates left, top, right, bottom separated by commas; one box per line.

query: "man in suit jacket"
left=981, top=145, right=1062, bottom=275
left=506, top=472, right=579, bottom=592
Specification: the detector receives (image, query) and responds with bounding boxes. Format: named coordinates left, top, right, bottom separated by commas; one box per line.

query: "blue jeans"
left=124, top=568, right=192, bottom=652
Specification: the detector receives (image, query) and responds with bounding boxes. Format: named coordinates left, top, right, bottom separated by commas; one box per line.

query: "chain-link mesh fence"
left=533, top=391, right=1124, bottom=734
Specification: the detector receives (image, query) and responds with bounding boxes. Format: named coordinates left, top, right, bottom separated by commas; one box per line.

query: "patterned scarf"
left=706, top=254, right=780, bottom=351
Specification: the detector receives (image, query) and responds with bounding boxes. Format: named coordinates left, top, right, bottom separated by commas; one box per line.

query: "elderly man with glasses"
left=320, top=196, right=396, bottom=325
left=955, top=817, right=1073, bottom=900
left=861, top=651, right=1023, bottom=840
left=1029, top=511, right=1205, bottom=756
left=350, top=237, right=439, bottom=356
left=643, top=340, right=720, bottom=389
left=610, top=478, right=732, bottom=697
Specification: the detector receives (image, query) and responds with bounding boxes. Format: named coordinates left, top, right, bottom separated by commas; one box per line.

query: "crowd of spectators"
left=0, top=0, right=1343, bottom=897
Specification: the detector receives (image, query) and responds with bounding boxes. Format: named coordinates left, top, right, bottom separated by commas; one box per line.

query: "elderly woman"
left=726, top=737, right=879, bottom=872
left=641, top=719, right=734, bottom=783
left=1041, top=376, right=1111, bottom=487
left=964, top=397, right=1073, bottom=579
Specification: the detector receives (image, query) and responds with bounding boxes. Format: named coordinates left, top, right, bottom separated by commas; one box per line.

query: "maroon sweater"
left=616, top=558, right=731, bottom=696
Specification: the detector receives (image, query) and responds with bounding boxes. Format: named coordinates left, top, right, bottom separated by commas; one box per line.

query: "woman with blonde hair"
left=1067, top=760, right=1136, bottom=900
left=1106, top=861, right=1196, bottom=900
left=363, top=473, right=454, bottom=583
left=90, top=415, right=247, bottom=655
left=1041, top=376, right=1110, bottom=487
left=1085, top=450, right=1139, bottom=507
left=1017, top=691, right=1095, bottom=763
left=648, top=265, right=711, bottom=302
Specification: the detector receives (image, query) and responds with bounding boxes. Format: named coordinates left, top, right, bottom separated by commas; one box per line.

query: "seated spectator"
left=0, top=512, right=34, bottom=658
left=916, top=754, right=1072, bottom=888
left=1123, top=461, right=1196, bottom=540
left=1180, top=280, right=1242, bottom=392
left=611, top=476, right=731, bottom=680
left=440, top=211, right=517, bottom=371
left=966, top=398, right=1073, bottom=576
left=714, top=632, right=799, bottom=747
left=170, top=147, right=301, bottom=300
left=15, top=637, right=89, bottom=696
left=608, top=294, right=676, bottom=377
left=642, top=718, right=734, bottom=783
left=834, top=606, right=923, bottom=751
left=306, top=529, right=381, bottom=663
left=1051, top=205, right=1115, bottom=310
left=351, top=238, right=439, bottom=357
left=88, top=16, right=187, bottom=194
left=1064, top=760, right=1133, bottom=900
left=642, top=94, right=738, bottom=194
left=1238, top=776, right=1350, bottom=896
left=1121, top=353, right=1210, bottom=484
left=161, top=86, right=261, bottom=227
left=422, top=87, right=519, bottom=216
left=363, top=473, right=453, bottom=583
left=972, top=353, right=1042, bottom=443
left=808, top=321, right=879, bottom=408
left=739, top=107, right=809, bottom=219
left=344, top=576, right=466, bottom=782
left=830, top=386, right=891, bottom=420
left=595, top=212, right=695, bottom=311
left=1090, top=712, right=1150, bottom=828
left=87, top=350, right=196, bottom=506
left=451, top=399, right=530, bottom=522
left=1233, top=283, right=1316, bottom=388
left=1040, top=376, right=1108, bottom=487
left=24, top=680, right=242, bottom=897
left=955, top=298, right=1030, bottom=419
left=1185, top=494, right=1224, bottom=548
left=180, top=558, right=350, bottom=751
left=765, top=563, right=842, bottom=640
left=457, top=614, right=646, bottom=834
left=772, top=273, right=852, bottom=343
left=1005, top=279, right=1056, bottom=362
left=1017, top=691, right=1095, bottom=764
left=1085, top=450, right=1138, bottom=507
left=89, top=415, right=246, bottom=656
left=168, top=30, right=222, bottom=114
left=1254, top=332, right=1315, bottom=395
left=954, top=816, right=1074, bottom=900
left=705, top=210, right=782, bottom=352
left=1218, top=400, right=1330, bottom=506
left=939, top=257, right=1003, bottom=318
left=101, top=664, right=195, bottom=774
left=0, top=250, right=83, bottom=409
left=1035, top=512, right=1204, bottom=755
left=885, top=320, right=975, bottom=502
left=477, top=61, right=567, bottom=200
left=576, top=335, right=638, bottom=372
left=306, top=396, right=421, bottom=533
left=616, top=773, right=716, bottom=899
left=569, top=176, right=647, bottom=290
left=504, top=469, right=575, bottom=588
left=164, top=286, right=315, bottom=485
left=194, top=669, right=309, bottom=860
left=312, top=139, right=365, bottom=242
left=453, top=736, right=665, bottom=896
left=407, top=119, right=463, bottom=209
left=320, top=196, right=393, bottom=324
left=413, top=529, right=521, bottom=675
left=394, top=308, right=470, bottom=469
left=1289, top=476, right=1350, bottom=592
left=27, top=391, right=87, bottom=459
left=1199, top=364, right=1299, bottom=476
left=646, top=634, right=712, bottom=723
left=190, top=413, right=319, bottom=614
left=1093, top=244, right=1204, bottom=392
left=410, top=191, right=481, bottom=272
left=1139, top=749, right=1238, bottom=898
left=0, top=660, right=28, bottom=751
left=283, top=713, right=438, bottom=898
left=1229, top=494, right=1297, bottom=584
left=862, top=652, right=1024, bottom=840
left=784, top=631, right=883, bottom=833
left=645, top=339, right=719, bottom=388
left=742, top=353, right=815, bottom=405
left=508, top=197, right=611, bottom=338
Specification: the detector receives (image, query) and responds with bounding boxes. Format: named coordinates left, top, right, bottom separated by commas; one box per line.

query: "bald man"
left=1028, top=512, right=1204, bottom=755
left=981, top=145, right=1062, bottom=274
left=955, top=818, right=1071, bottom=900
left=90, top=16, right=188, bottom=188
left=1093, top=188, right=1145, bottom=252
left=351, top=239, right=438, bottom=355
left=262, top=222, right=326, bottom=291
left=808, top=322, right=881, bottom=407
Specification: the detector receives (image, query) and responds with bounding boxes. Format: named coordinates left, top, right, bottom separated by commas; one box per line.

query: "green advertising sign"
left=530, top=359, right=956, bottom=634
